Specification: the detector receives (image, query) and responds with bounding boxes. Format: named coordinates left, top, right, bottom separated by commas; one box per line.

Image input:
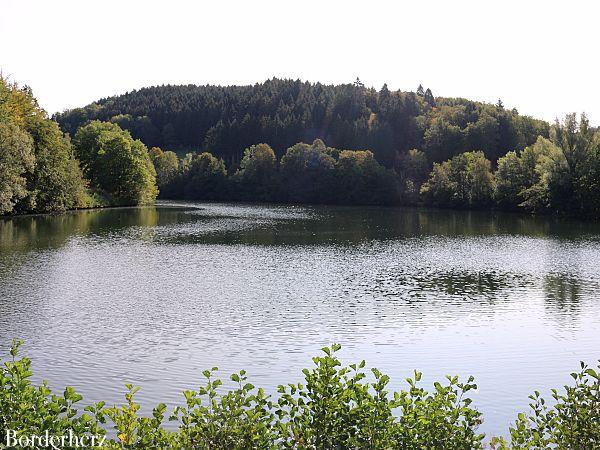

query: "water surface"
left=1, top=202, right=600, bottom=438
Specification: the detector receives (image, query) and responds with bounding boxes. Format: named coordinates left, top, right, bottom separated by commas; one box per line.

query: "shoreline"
left=1, top=198, right=595, bottom=224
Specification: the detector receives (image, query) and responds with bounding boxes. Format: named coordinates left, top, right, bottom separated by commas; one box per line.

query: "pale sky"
left=1, top=0, right=598, bottom=124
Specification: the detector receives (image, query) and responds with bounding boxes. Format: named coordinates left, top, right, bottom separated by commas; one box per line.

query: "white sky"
left=1, top=0, right=598, bottom=124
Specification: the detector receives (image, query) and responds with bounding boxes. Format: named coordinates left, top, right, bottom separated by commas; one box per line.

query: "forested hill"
left=55, top=79, right=549, bottom=168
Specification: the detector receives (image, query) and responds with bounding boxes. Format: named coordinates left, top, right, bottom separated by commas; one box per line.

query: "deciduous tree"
left=73, top=121, right=158, bottom=205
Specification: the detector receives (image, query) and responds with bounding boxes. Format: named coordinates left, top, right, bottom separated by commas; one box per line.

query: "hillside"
left=55, top=79, right=549, bottom=169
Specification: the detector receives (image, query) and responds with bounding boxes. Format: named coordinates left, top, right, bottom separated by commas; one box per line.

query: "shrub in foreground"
left=1, top=341, right=599, bottom=449
left=491, top=361, right=600, bottom=449
left=0, top=342, right=482, bottom=449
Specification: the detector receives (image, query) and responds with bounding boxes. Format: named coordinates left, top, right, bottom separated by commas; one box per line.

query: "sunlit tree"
left=236, top=143, right=278, bottom=201
left=0, top=123, right=35, bottom=214
left=74, top=121, right=158, bottom=205
left=421, top=151, right=495, bottom=208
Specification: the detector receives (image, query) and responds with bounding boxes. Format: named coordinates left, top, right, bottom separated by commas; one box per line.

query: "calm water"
left=1, top=202, right=600, bottom=438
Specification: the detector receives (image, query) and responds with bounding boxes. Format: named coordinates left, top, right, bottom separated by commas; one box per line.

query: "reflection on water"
left=1, top=201, right=600, bottom=438
left=543, top=273, right=586, bottom=327
left=0, top=207, right=161, bottom=251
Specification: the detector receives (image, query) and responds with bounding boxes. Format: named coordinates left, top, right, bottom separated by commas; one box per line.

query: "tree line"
left=152, top=139, right=398, bottom=205
left=55, top=78, right=548, bottom=169
left=149, top=112, right=600, bottom=218
left=420, top=113, right=600, bottom=217
left=3, top=76, right=599, bottom=217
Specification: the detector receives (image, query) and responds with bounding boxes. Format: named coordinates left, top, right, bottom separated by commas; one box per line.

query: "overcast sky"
left=1, top=0, right=598, bottom=124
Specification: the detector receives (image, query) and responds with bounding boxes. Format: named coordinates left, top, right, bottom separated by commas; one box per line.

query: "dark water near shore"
left=1, top=201, right=600, bottom=438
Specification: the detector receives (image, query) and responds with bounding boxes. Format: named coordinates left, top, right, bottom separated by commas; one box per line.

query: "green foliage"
left=0, top=340, right=107, bottom=449
left=73, top=121, right=158, bottom=206
left=8, top=76, right=600, bottom=217
left=492, top=361, right=600, bottom=449
left=0, top=123, right=35, bottom=214
left=235, top=143, right=279, bottom=201
left=1, top=342, right=485, bottom=449
left=465, top=113, right=500, bottom=160
left=280, top=139, right=337, bottom=203
left=0, top=77, right=89, bottom=214
left=170, top=369, right=276, bottom=449
left=423, top=117, right=464, bottom=163
left=110, top=114, right=160, bottom=147
left=55, top=80, right=547, bottom=169
left=149, top=147, right=179, bottom=187
left=397, top=149, right=429, bottom=202
left=394, top=372, right=483, bottom=449
left=421, top=151, right=495, bottom=208
left=551, top=113, right=600, bottom=216
left=492, top=115, right=600, bottom=217
left=334, top=150, right=398, bottom=205
left=494, top=141, right=546, bottom=210
left=25, top=117, right=89, bottom=213
left=181, top=152, right=228, bottom=200
left=165, top=140, right=400, bottom=205
left=4, top=342, right=600, bottom=449
left=275, top=344, right=483, bottom=449
left=424, top=88, right=436, bottom=107
left=420, top=114, right=600, bottom=217
left=103, top=385, right=173, bottom=449
left=495, top=151, right=527, bottom=209
left=518, top=137, right=570, bottom=213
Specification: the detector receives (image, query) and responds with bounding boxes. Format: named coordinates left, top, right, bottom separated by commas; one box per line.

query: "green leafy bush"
left=0, top=341, right=482, bottom=449
left=1, top=340, right=599, bottom=449
left=0, top=340, right=107, bottom=449
left=492, top=361, right=600, bottom=449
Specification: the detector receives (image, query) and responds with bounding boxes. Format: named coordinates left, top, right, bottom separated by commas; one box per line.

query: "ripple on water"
left=1, top=202, right=600, bottom=438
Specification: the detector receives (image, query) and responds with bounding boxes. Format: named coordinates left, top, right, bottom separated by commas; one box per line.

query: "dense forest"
left=149, top=112, right=600, bottom=218
left=3, top=77, right=600, bottom=217
left=55, top=79, right=549, bottom=169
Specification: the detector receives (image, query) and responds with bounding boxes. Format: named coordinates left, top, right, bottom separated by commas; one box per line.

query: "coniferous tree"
left=56, top=79, right=548, bottom=170
left=424, top=88, right=436, bottom=107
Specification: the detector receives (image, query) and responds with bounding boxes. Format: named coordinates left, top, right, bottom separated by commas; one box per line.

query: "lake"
left=1, top=201, right=600, bottom=439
